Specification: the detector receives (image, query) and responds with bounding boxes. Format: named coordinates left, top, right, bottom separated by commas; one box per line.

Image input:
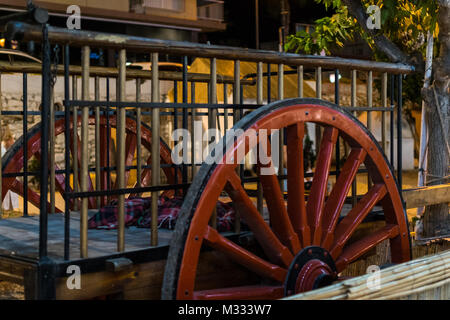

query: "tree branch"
left=342, top=0, right=419, bottom=67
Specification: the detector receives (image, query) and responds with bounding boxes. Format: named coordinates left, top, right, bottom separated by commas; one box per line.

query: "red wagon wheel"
left=1, top=115, right=179, bottom=213
left=162, top=98, right=411, bottom=300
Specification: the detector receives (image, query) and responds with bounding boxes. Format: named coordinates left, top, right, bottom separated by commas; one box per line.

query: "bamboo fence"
left=285, top=248, right=450, bottom=300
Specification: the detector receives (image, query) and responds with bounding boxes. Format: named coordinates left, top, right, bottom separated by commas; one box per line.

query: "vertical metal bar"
left=390, top=74, right=395, bottom=166
left=278, top=63, right=284, bottom=192
left=397, top=75, right=403, bottom=188
left=191, top=82, right=196, bottom=179
left=182, top=56, right=189, bottom=187
left=64, top=44, right=70, bottom=260
left=106, top=77, right=111, bottom=201
left=23, top=73, right=28, bottom=217
left=136, top=78, right=142, bottom=190
left=351, top=69, right=357, bottom=207
left=367, top=71, right=373, bottom=130
left=267, top=64, right=271, bottom=103
left=0, top=72, right=2, bottom=216
left=278, top=63, right=284, bottom=101
left=233, top=61, right=240, bottom=129
left=351, top=70, right=357, bottom=107
left=80, top=45, right=90, bottom=258
left=50, top=86, right=55, bottom=215
left=72, top=74, right=79, bottom=212
left=256, top=62, right=264, bottom=213
left=298, top=65, right=303, bottom=98
left=257, top=62, right=263, bottom=104
left=151, top=52, right=160, bottom=246
left=209, top=57, right=218, bottom=230
left=173, top=80, right=178, bottom=187
left=232, top=60, right=241, bottom=232
left=117, top=49, right=126, bottom=252
left=223, top=83, right=228, bottom=129
left=39, top=24, right=51, bottom=259
left=316, top=66, right=322, bottom=99
left=367, top=71, right=373, bottom=189
left=381, top=73, right=388, bottom=153
left=239, top=83, right=245, bottom=181
left=95, top=76, right=101, bottom=209
left=315, top=67, right=322, bottom=159
left=240, top=84, right=244, bottom=122
left=335, top=69, right=340, bottom=178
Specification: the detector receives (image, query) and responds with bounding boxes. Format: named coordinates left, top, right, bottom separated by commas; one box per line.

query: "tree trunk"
left=422, top=1, right=450, bottom=237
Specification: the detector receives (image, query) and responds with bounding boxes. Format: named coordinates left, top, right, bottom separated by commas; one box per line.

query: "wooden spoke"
left=1, top=178, right=17, bottom=201
left=306, top=126, right=338, bottom=245
left=10, top=179, right=61, bottom=213
left=204, top=226, right=287, bottom=283
left=69, top=131, right=96, bottom=208
left=193, top=285, right=284, bottom=300
left=53, top=164, right=76, bottom=208
left=139, top=156, right=152, bottom=188
left=1, top=115, right=176, bottom=213
left=286, top=122, right=310, bottom=247
left=321, top=148, right=366, bottom=249
left=226, top=171, right=293, bottom=268
left=130, top=156, right=152, bottom=198
left=330, top=184, right=387, bottom=259
left=117, top=132, right=137, bottom=188
left=99, top=125, right=110, bottom=206
left=258, top=138, right=301, bottom=254
left=335, top=225, right=399, bottom=272
left=35, top=150, right=76, bottom=208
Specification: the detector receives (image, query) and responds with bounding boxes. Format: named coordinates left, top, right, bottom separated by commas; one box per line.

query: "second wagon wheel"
left=1, top=115, right=179, bottom=213
left=162, top=98, right=411, bottom=300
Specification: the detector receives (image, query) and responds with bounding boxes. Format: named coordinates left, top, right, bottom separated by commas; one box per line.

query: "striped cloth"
left=88, top=196, right=236, bottom=232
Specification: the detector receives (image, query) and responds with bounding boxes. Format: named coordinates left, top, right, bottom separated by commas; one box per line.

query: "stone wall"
left=1, top=74, right=174, bottom=169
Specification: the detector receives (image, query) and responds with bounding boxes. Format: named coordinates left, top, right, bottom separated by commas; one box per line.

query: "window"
left=144, top=0, right=184, bottom=11
left=198, top=2, right=224, bottom=22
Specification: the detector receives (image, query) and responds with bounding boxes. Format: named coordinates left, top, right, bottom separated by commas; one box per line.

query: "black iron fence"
left=0, top=18, right=412, bottom=273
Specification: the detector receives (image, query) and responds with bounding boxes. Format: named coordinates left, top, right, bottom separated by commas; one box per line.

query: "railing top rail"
left=0, top=61, right=254, bottom=84
left=6, top=21, right=415, bottom=74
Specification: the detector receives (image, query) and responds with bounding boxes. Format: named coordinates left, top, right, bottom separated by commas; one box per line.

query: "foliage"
left=285, top=5, right=356, bottom=55
left=285, top=0, right=439, bottom=56
left=285, top=0, right=439, bottom=111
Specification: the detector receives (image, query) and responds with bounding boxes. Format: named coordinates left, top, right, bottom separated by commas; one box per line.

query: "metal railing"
left=1, top=19, right=412, bottom=265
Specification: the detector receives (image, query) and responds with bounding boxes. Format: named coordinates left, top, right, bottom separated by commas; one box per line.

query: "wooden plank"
left=0, top=256, right=36, bottom=285
left=0, top=213, right=172, bottom=260
left=55, top=251, right=257, bottom=300
left=402, top=184, right=450, bottom=209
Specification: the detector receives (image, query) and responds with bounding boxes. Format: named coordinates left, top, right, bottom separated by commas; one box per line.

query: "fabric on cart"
left=88, top=196, right=236, bottom=232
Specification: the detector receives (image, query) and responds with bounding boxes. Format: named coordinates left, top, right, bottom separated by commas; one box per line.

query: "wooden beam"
left=55, top=251, right=258, bottom=300
left=402, top=184, right=450, bottom=209
left=0, top=61, right=253, bottom=85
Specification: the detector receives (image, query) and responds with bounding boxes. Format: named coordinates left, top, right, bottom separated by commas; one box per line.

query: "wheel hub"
left=284, top=246, right=337, bottom=296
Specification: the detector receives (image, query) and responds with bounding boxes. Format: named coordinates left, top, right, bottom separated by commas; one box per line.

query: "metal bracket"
left=0, top=2, right=48, bottom=28
left=105, top=257, right=133, bottom=273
